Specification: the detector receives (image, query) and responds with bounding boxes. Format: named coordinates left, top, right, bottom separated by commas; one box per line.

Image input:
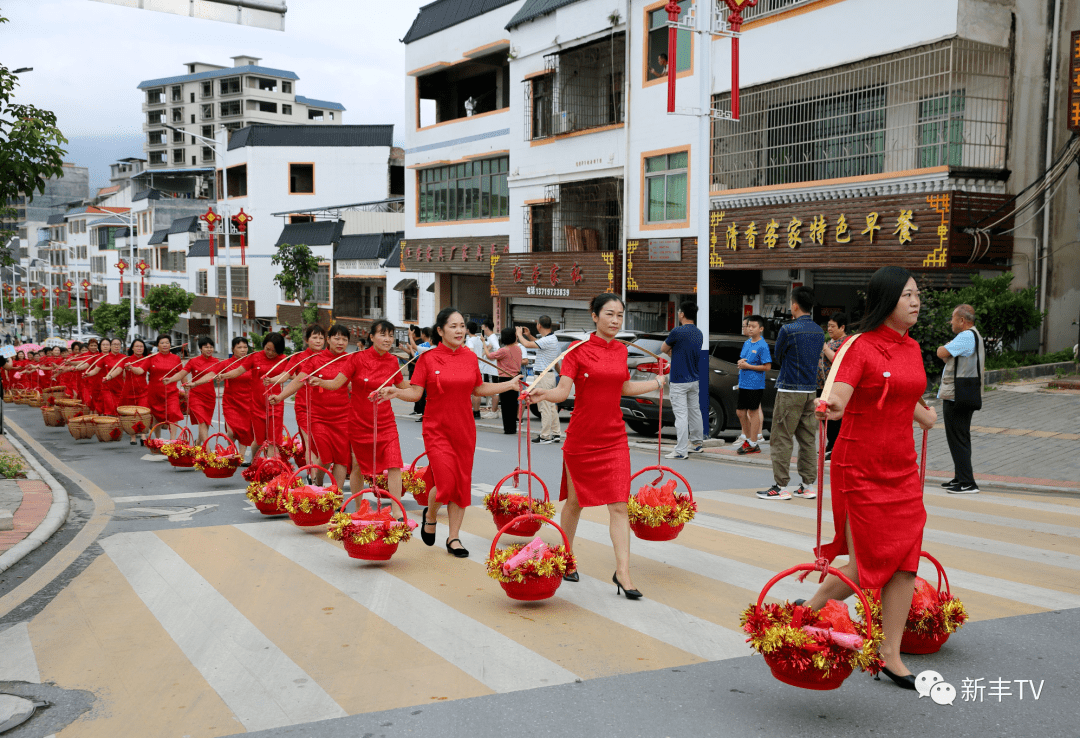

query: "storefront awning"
left=425, top=282, right=435, bottom=293
left=393, top=278, right=417, bottom=292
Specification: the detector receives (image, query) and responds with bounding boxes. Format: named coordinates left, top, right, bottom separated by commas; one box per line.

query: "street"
left=1, top=399, right=1077, bottom=738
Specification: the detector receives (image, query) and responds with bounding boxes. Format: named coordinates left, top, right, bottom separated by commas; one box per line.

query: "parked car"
left=524, top=328, right=642, bottom=418
left=620, top=332, right=782, bottom=438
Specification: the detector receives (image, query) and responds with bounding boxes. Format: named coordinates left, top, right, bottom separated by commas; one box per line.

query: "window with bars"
left=403, top=284, right=418, bottom=322
left=220, top=100, right=242, bottom=118
left=418, top=157, right=509, bottom=222
left=645, top=151, right=688, bottom=223
left=523, top=178, right=623, bottom=252
left=217, top=265, right=249, bottom=298
left=161, top=250, right=186, bottom=272
left=220, top=77, right=241, bottom=95
left=201, top=80, right=213, bottom=98
left=312, top=264, right=330, bottom=304
left=524, top=33, right=625, bottom=140
left=146, top=88, right=164, bottom=105
left=646, top=0, right=691, bottom=81
left=710, top=39, right=1010, bottom=191
left=196, top=270, right=208, bottom=295
left=91, top=285, right=107, bottom=304
left=334, top=282, right=384, bottom=319
left=91, top=256, right=106, bottom=273
left=149, top=151, right=166, bottom=166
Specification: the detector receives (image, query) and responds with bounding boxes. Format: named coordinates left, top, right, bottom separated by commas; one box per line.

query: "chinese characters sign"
left=1069, top=32, right=1080, bottom=132
left=492, top=251, right=619, bottom=299
left=399, top=236, right=507, bottom=275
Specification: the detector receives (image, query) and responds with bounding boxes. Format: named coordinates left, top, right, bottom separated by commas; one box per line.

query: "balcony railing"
left=524, top=34, right=625, bottom=140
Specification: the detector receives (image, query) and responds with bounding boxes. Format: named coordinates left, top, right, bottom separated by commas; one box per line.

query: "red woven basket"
left=901, top=551, right=956, bottom=655
left=199, top=433, right=242, bottom=479
left=336, top=489, right=411, bottom=561
left=754, top=563, right=876, bottom=691
left=162, top=427, right=198, bottom=467
left=145, top=422, right=184, bottom=456
left=489, top=514, right=571, bottom=602
left=628, top=465, right=694, bottom=542
left=253, top=470, right=295, bottom=516
left=290, top=431, right=306, bottom=468
left=488, top=469, right=550, bottom=537
left=242, top=443, right=294, bottom=483
left=405, top=451, right=430, bottom=506
left=283, top=464, right=340, bottom=527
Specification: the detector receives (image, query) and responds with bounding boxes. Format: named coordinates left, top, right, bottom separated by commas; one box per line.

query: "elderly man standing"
left=518, top=316, right=562, bottom=444
left=936, top=303, right=984, bottom=494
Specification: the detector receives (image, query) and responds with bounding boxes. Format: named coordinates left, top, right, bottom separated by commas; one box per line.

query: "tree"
left=143, top=283, right=195, bottom=336
left=271, top=243, right=321, bottom=318
left=1, top=13, right=69, bottom=264
left=91, top=300, right=131, bottom=341
left=52, top=305, right=77, bottom=332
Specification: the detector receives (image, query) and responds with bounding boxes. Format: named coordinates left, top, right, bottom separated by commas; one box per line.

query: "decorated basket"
left=43, top=385, right=67, bottom=402
left=404, top=451, right=430, bottom=506
left=742, top=564, right=881, bottom=691
left=117, top=405, right=152, bottom=438
left=289, top=431, right=306, bottom=468
left=144, top=421, right=184, bottom=455
left=282, top=464, right=343, bottom=527
left=484, top=469, right=555, bottom=537
left=25, top=390, right=45, bottom=408
left=328, top=489, right=414, bottom=561
left=41, top=405, right=66, bottom=427
left=194, top=433, right=243, bottom=479
left=627, top=466, right=696, bottom=542
left=161, top=427, right=199, bottom=467
left=94, top=416, right=124, bottom=442
left=859, top=551, right=968, bottom=655
left=487, top=514, right=575, bottom=602
left=67, top=415, right=96, bottom=440
left=56, top=398, right=88, bottom=422
left=242, top=443, right=294, bottom=484
left=246, top=469, right=300, bottom=516
left=2, top=391, right=11, bottom=403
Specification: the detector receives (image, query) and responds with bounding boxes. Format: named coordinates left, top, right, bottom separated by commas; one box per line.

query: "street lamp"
left=12, top=68, right=33, bottom=74
left=90, top=211, right=139, bottom=342
left=164, top=123, right=235, bottom=345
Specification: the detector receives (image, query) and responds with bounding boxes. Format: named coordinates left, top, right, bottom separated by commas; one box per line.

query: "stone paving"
left=0, top=434, right=53, bottom=555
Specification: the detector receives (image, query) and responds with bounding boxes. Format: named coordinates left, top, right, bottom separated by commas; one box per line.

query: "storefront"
left=399, top=235, right=502, bottom=327
left=189, top=295, right=256, bottom=349
left=491, top=250, right=623, bottom=331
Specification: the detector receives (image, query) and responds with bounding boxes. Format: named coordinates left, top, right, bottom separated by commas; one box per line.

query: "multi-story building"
left=400, top=0, right=1078, bottom=356
left=1, top=163, right=90, bottom=265
left=137, top=56, right=346, bottom=171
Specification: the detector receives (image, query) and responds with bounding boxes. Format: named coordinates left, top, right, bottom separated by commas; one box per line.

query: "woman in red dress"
left=116, top=339, right=150, bottom=410
left=76, top=339, right=102, bottom=410
left=805, top=266, right=938, bottom=689
left=146, top=335, right=184, bottom=436
left=189, top=336, right=254, bottom=460
left=171, top=337, right=220, bottom=445
left=267, top=325, right=325, bottom=467
left=218, top=333, right=286, bottom=449
left=529, top=293, right=668, bottom=598
left=88, top=339, right=125, bottom=415
left=271, top=325, right=351, bottom=488
left=379, top=308, right=521, bottom=558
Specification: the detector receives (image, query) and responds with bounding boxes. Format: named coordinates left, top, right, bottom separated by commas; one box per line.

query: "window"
left=148, top=110, right=165, bottom=125
left=172, top=149, right=185, bottom=164
left=149, top=151, right=166, bottom=166
left=308, top=109, right=324, bottom=121
left=220, top=100, right=241, bottom=118
left=252, top=100, right=277, bottom=113
left=77, top=245, right=87, bottom=259
left=918, top=92, right=965, bottom=168
left=289, top=163, right=314, bottom=194
left=403, top=283, right=418, bottom=322
left=91, top=256, right=107, bottom=273
left=224, top=164, right=248, bottom=197
left=523, top=178, right=622, bottom=252
left=171, top=85, right=183, bottom=102
left=190, top=92, right=195, bottom=103
left=530, top=74, right=553, bottom=139
left=196, top=270, right=208, bottom=295
left=528, top=204, right=554, bottom=252
left=202, top=124, right=213, bottom=139
left=418, top=50, right=510, bottom=126
left=646, top=1, right=691, bottom=81
left=202, top=147, right=214, bottom=162
left=282, top=104, right=292, bottom=115
left=282, top=81, right=292, bottom=94
left=312, top=264, right=330, bottom=303
left=172, top=107, right=183, bottom=123
left=418, top=156, right=509, bottom=222
left=216, top=265, right=248, bottom=298
left=644, top=151, right=688, bottom=223
left=290, top=214, right=315, bottom=224
left=148, top=130, right=166, bottom=146
left=160, top=250, right=186, bottom=272
left=172, top=128, right=185, bottom=143
left=202, top=81, right=213, bottom=98
left=146, top=88, right=164, bottom=105
left=190, top=114, right=195, bottom=124
left=329, top=112, right=335, bottom=120
left=249, top=76, right=278, bottom=92
left=219, top=76, right=241, bottom=95
left=525, top=34, right=625, bottom=140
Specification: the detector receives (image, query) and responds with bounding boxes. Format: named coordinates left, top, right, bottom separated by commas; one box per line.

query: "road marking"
left=235, top=522, right=579, bottom=693
left=112, top=489, right=246, bottom=504
left=454, top=530, right=748, bottom=662
left=100, top=531, right=347, bottom=731
left=475, top=446, right=501, bottom=453
left=922, top=487, right=1080, bottom=516
left=0, top=622, right=40, bottom=682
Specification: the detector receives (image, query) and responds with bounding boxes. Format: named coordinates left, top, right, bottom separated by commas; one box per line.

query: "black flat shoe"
left=420, top=508, right=436, bottom=546
left=613, top=572, right=642, bottom=600
left=445, top=538, right=469, bottom=558
left=877, top=666, right=917, bottom=690
left=562, top=571, right=580, bottom=583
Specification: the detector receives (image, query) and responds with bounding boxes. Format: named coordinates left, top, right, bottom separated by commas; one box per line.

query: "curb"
left=0, top=429, right=70, bottom=574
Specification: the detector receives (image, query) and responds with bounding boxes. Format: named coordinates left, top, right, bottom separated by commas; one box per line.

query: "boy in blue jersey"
left=736, top=315, right=771, bottom=455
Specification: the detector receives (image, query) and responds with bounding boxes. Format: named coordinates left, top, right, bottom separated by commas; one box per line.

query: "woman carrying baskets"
left=267, top=324, right=326, bottom=468
left=529, top=293, right=668, bottom=598
left=88, top=339, right=125, bottom=416
left=116, top=339, right=151, bottom=410
left=378, top=307, right=522, bottom=558
left=189, top=336, right=255, bottom=461
left=146, top=335, right=184, bottom=436
left=804, top=266, right=938, bottom=690
left=170, top=337, right=220, bottom=446
left=217, top=333, right=287, bottom=449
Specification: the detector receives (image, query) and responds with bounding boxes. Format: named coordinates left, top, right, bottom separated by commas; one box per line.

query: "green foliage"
left=53, top=305, right=77, bottom=331
left=271, top=243, right=321, bottom=311
left=91, top=300, right=132, bottom=341
left=30, top=301, right=45, bottom=321
left=143, top=283, right=195, bottom=336
left=3, top=295, right=27, bottom=317
left=0, top=452, right=26, bottom=479
left=984, top=348, right=1075, bottom=371
left=0, top=17, right=69, bottom=263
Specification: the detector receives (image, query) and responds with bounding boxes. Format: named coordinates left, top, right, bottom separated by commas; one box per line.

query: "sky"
left=2, top=0, right=427, bottom=190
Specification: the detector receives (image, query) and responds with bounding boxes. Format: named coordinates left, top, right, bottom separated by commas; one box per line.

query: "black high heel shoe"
left=562, top=571, right=580, bottom=583
left=612, top=573, right=642, bottom=600
left=420, top=507, right=436, bottom=546
left=877, top=666, right=917, bottom=690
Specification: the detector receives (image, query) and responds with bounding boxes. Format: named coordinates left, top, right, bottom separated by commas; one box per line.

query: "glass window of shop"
left=418, top=157, right=509, bottom=223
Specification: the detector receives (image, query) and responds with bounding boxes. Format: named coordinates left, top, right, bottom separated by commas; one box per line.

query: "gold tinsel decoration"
left=485, top=543, right=575, bottom=584
left=326, top=511, right=413, bottom=546
left=284, top=486, right=343, bottom=514
left=740, top=601, right=883, bottom=676
left=626, top=494, right=697, bottom=528
left=482, top=491, right=556, bottom=519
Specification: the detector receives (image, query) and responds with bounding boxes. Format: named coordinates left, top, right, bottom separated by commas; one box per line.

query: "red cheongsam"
left=242, top=350, right=285, bottom=448
left=344, top=348, right=404, bottom=476
left=305, top=349, right=352, bottom=468
left=184, top=354, right=219, bottom=425
left=147, top=352, right=183, bottom=425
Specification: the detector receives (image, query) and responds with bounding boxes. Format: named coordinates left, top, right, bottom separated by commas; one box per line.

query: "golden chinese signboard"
left=1069, top=31, right=1080, bottom=132
left=399, top=236, right=506, bottom=275
left=491, top=251, right=621, bottom=300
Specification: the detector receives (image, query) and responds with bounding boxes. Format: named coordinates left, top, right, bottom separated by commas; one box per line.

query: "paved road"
left=0, top=401, right=1076, bottom=737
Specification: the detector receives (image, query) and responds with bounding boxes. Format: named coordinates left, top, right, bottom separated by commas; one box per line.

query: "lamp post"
left=92, top=211, right=139, bottom=342
left=164, top=123, right=234, bottom=345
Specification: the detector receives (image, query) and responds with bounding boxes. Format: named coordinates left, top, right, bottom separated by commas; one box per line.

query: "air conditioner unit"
left=555, top=111, right=576, bottom=135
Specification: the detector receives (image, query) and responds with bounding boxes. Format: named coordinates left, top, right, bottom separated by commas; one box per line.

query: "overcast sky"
left=2, top=0, right=426, bottom=189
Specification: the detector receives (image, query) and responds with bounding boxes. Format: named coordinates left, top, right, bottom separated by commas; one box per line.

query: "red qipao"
left=560, top=335, right=631, bottom=507
left=119, top=355, right=149, bottom=408
left=303, top=350, right=352, bottom=467
left=286, top=349, right=318, bottom=436
left=819, top=325, right=928, bottom=589
left=344, top=348, right=404, bottom=476
left=147, top=352, right=184, bottom=424
left=241, top=351, right=285, bottom=447
left=222, top=360, right=254, bottom=446
left=81, top=354, right=104, bottom=410
left=184, top=355, right=219, bottom=425
left=411, top=343, right=483, bottom=508
left=98, top=354, right=126, bottom=415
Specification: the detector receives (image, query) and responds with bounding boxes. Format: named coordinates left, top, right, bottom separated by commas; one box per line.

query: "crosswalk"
left=6, top=482, right=1079, bottom=736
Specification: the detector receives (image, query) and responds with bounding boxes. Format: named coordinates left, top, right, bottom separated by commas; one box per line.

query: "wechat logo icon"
left=916, top=670, right=956, bottom=705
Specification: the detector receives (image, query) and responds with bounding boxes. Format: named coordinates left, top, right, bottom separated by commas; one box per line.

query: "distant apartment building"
left=137, top=55, right=346, bottom=170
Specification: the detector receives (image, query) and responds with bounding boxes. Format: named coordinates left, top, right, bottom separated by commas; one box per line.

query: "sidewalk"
left=0, top=429, right=69, bottom=572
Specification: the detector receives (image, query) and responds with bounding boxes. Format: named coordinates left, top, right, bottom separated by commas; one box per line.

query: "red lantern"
left=16, top=285, right=25, bottom=308
left=53, top=287, right=61, bottom=307
left=136, top=260, right=150, bottom=298
left=116, top=258, right=129, bottom=295
left=200, top=207, right=220, bottom=265
left=81, top=279, right=92, bottom=310
left=231, top=208, right=252, bottom=266
left=64, top=279, right=75, bottom=308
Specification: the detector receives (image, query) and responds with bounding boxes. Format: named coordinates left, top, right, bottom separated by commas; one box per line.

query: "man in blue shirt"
left=935, top=304, right=984, bottom=494
left=736, top=315, right=771, bottom=455
left=661, top=301, right=704, bottom=459
left=757, top=287, right=824, bottom=501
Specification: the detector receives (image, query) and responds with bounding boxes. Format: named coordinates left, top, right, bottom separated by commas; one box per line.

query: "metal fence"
left=523, top=178, right=623, bottom=252
left=710, top=39, right=1011, bottom=191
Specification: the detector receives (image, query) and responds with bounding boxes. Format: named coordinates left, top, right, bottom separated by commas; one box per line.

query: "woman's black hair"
left=262, top=332, right=286, bottom=355
left=71, top=341, right=82, bottom=351
left=853, top=267, right=915, bottom=334
left=128, top=338, right=148, bottom=356
left=370, top=319, right=395, bottom=337
left=499, top=326, right=516, bottom=346
left=410, top=325, right=422, bottom=339
left=590, top=292, right=624, bottom=316
left=327, top=324, right=350, bottom=339
left=155, top=334, right=171, bottom=347
left=196, top=336, right=215, bottom=350
left=431, top=306, right=463, bottom=346
left=304, top=323, right=326, bottom=340
left=231, top=335, right=250, bottom=351
left=829, top=312, right=848, bottom=330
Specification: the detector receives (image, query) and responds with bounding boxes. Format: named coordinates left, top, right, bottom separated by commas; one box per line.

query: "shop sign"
left=399, top=236, right=507, bottom=275
left=647, top=238, right=681, bottom=262
left=492, top=251, right=619, bottom=299
left=1069, top=31, right=1080, bottom=132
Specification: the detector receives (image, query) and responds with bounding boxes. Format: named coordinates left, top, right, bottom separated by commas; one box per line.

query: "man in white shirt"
left=481, top=319, right=500, bottom=418
left=465, top=321, right=484, bottom=418
left=517, top=315, right=561, bottom=443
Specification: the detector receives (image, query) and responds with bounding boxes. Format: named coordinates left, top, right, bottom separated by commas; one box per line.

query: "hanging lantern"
left=16, top=285, right=25, bottom=308
left=231, top=208, right=252, bottom=266
left=80, top=279, right=92, bottom=310
left=64, top=279, right=75, bottom=308
left=136, top=260, right=150, bottom=298
left=200, top=207, right=220, bottom=265
left=53, top=287, right=61, bottom=307
left=116, top=258, right=129, bottom=296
